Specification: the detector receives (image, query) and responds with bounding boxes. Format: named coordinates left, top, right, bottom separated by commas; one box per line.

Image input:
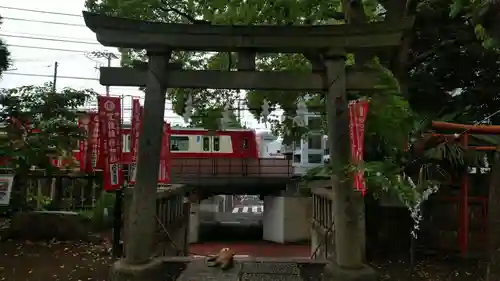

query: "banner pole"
left=112, top=181, right=125, bottom=258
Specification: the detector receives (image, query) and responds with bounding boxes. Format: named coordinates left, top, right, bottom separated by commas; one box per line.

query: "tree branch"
left=157, top=0, right=210, bottom=24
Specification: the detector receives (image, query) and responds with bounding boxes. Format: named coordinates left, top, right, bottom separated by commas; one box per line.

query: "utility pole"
left=86, top=51, right=118, bottom=96
left=105, top=55, right=111, bottom=96
left=52, top=61, right=58, bottom=93
left=237, top=98, right=241, bottom=122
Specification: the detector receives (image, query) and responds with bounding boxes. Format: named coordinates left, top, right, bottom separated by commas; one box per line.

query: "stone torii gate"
left=83, top=11, right=411, bottom=281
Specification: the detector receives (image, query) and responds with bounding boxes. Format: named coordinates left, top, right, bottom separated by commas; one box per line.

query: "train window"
left=170, top=136, right=190, bottom=151
left=242, top=138, right=249, bottom=149
left=213, top=136, right=220, bottom=151
left=203, top=136, right=210, bottom=151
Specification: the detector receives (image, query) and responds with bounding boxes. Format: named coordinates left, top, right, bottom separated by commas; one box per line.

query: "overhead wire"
left=2, top=30, right=96, bottom=42
left=0, top=33, right=100, bottom=45
left=2, top=72, right=99, bottom=81
left=2, top=17, right=86, bottom=27
left=0, top=6, right=82, bottom=17
left=7, top=44, right=118, bottom=55
left=12, top=53, right=88, bottom=63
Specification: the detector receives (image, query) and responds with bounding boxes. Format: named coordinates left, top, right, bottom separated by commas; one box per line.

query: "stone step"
left=174, top=257, right=327, bottom=281
left=176, top=259, right=241, bottom=281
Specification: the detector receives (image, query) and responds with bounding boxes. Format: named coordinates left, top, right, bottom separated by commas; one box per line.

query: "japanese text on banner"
left=158, top=123, right=170, bottom=183
left=78, top=115, right=89, bottom=172
left=129, top=100, right=142, bottom=185
left=79, top=113, right=98, bottom=172
left=348, top=100, right=369, bottom=196
left=98, top=96, right=123, bottom=191
left=90, top=113, right=100, bottom=170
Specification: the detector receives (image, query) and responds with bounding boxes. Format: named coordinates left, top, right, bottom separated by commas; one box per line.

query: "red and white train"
left=120, top=127, right=260, bottom=163
left=0, top=122, right=265, bottom=168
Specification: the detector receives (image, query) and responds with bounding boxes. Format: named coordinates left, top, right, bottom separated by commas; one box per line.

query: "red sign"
left=129, top=99, right=142, bottom=185
left=98, top=96, right=123, bottom=191
left=348, top=100, right=369, bottom=196
left=51, top=158, right=62, bottom=168
left=158, top=123, right=170, bottom=183
left=78, top=113, right=98, bottom=172
left=88, top=113, right=100, bottom=170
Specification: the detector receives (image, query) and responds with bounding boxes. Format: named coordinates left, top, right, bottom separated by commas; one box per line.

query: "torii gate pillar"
left=323, top=52, right=377, bottom=280
left=124, top=52, right=171, bottom=264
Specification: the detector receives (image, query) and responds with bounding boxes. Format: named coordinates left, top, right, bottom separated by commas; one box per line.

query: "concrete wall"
left=262, top=196, right=284, bottom=242
left=263, top=195, right=310, bottom=244
left=283, top=196, right=311, bottom=242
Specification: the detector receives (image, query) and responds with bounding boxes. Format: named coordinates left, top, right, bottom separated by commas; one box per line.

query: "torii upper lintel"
left=82, top=11, right=413, bottom=53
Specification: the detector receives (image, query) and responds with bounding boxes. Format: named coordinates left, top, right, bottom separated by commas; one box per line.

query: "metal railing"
left=0, top=169, right=102, bottom=213
left=310, top=183, right=335, bottom=260
left=122, top=186, right=189, bottom=258
left=170, top=158, right=293, bottom=179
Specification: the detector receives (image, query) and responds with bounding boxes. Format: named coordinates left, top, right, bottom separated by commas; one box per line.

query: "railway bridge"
left=168, top=157, right=311, bottom=245
left=120, top=158, right=316, bottom=281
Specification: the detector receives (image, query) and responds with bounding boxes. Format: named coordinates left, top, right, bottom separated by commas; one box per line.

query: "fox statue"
left=206, top=248, right=235, bottom=270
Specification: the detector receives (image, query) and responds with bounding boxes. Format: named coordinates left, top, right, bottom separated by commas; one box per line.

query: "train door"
left=240, top=134, right=250, bottom=176
left=202, top=135, right=221, bottom=174
left=201, top=135, right=221, bottom=154
left=202, top=135, right=212, bottom=153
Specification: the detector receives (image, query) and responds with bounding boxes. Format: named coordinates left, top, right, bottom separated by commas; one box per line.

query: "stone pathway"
left=176, top=258, right=326, bottom=281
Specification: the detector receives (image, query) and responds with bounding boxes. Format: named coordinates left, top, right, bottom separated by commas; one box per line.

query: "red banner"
left=129, top=99, right=142, bottom=185
left=78, top=113, right=98, bottom=172
left=158, top=123, right=170, bottom=183
left=51, top=158, right=62, bottom=168
left=349, top=99, right=369, bottom=196
left=98, top=96, right=123, bottom=191
left=89, top=113, right=100, bottom=170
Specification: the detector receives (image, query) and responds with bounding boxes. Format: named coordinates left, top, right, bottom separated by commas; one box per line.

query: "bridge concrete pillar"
left=262, top=195, right=310, bottom=244
left=188, top=202, right=200, bottom=244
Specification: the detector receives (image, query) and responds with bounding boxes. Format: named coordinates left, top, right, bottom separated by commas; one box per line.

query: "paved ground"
left=190, top=242, right=310, bottom=257
left=176, top=258, right=324, bottom=281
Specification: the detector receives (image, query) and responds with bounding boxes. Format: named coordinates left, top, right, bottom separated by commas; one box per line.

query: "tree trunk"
left=486, top=151, right=500, bottom=281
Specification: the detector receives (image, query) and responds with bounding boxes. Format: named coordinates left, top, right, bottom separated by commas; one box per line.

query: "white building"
left=256, top=130, right=283, bottom=158
left=281, top=113, right=327, bottom=175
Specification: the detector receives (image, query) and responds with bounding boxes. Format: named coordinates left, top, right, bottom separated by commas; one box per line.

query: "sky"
left=0, top=1, right=266, bottom=129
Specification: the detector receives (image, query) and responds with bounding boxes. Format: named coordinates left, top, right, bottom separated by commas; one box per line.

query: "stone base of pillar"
left=324, top=262, right=377, bottom=281
left=110, top=258, right=187, bottom=281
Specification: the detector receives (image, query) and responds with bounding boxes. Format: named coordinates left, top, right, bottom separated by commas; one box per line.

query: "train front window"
left=203, top=136, right=210, bottom=151
left=170, top=135, right=190, bottom=151
left=213, top=136, right=220, bottom=151
left=242, top=138, right=249, bottom=149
